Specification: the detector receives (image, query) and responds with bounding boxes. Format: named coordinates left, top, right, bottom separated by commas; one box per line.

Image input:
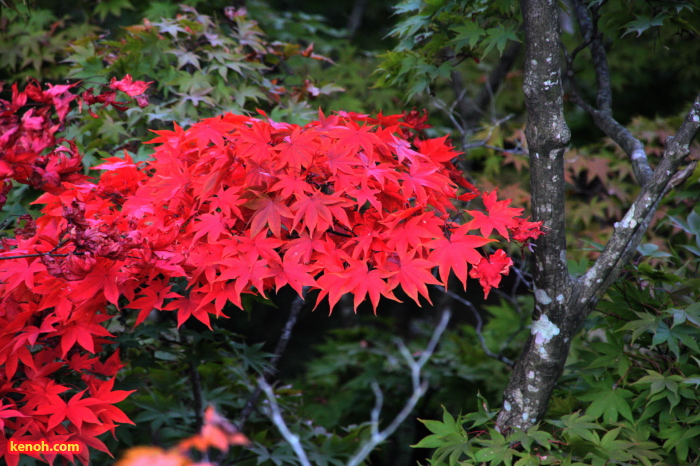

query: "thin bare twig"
left=258, top=377, right=312, bottom=466
left=566, top=0, right=652, bottom=186
left=346, top=307, right=452, bottom=466
left=178, top=327, right=203, bottom=431
left=257, top=308, right=451, bottom=466
left=237, top=287, right=308, bottom=429
left=441, top=288, right=514, bottom=366
left=450, top=41, right=522, bottom=128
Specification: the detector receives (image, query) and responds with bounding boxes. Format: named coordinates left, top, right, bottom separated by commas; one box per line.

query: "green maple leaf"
left=450, top=21, right=484, bottom=51
left=482, top=27, right=519, bottom=57
left=94, top=0, right=134, bottom=21
left=622, top=14, right=668, bottom=37
left=580, top=387, right=634, bottom=424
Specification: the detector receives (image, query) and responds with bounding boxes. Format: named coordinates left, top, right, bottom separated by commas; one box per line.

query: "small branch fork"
left=563, top=0, right=700, bottom=313
left=258, top=377, right=312, bottom=466
left=450, top=41, right=523, bottom=130
left=258, top=308, right=452, bottom=466
left=564, top=0, right=652, bottom=186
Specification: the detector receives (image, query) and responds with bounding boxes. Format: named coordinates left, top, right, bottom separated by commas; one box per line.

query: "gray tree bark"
left=495, top=0, right=700, bottom=432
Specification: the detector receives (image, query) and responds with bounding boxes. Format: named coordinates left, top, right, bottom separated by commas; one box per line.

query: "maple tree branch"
left=346, top=307, right=451, bottom=466
left=450, top=41, right=522, bottom=129
left=566, top=0, right=653, bottom=186
left=258, top=376, right=312, bottom=466
left=572, top=0, right=610, bottom=111
left=345, top=0, right=368, bottom=38
left=573, top=94, right=700, bottom=315
left=434, top=89, right=519, bottom=153
left=0, top=253, right=72, bottom=260
left=270, top=287, right=308, bottom=369
left=440, top=287, right=514, bottom=366
left=258, top=308, right=450, bottom=466
left=179, top=327, right=204, bottom=431
left=492, top=261, right=532, bottom=348
left=237, top=289, right=308, bottom=430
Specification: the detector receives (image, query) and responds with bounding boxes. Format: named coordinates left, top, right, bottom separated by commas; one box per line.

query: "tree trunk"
left=495, top=0, right=573, bottom=431
left=495, top=0, right=700, bottom=432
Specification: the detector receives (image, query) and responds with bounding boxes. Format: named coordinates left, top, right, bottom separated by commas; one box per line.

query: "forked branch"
left=566, top=0, right=652, bottom=185
left=259, top=308, right=452, bottom=466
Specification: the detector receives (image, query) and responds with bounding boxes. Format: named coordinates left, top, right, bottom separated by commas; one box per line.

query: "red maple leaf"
left=283, top=231, right=332, bottom=264
left=270, top=255, right=318, bottom=296
left=290, top=190, right=351, bottom=235
left=191, top=211, right=231, bottom=243
left=108, top=74, right=153, bottom=97
left=189, top=115, right=238, bottom=150
left=126, top=282, right=175, bottom=326
left=327, top=120, right=384, bottom=159
left=466, top=190, right=523, bottom=239
left=215, top=256, right=276, bottom=300
left=321, top=139, right=359, bottom=175
left=337, top=258, right=399, bottom=312
left=398, top=160, right=449, bottom=206
left=270, top=173, right=313, bottom=200
left=246, top=194, right=294, bottom=238
left=469, top=249, right=514, bottom=298
left=0, top=257, right=45, bottom=293
left=0, top=403, right=24, bottom=431
left=275, top=127, right=318, bottom=171
left=427, top=224, right=496, bottom=289
left=33, top=389, right=101, bottom=431
left=237, top=120, right=275, bottom=162
left=163, top=294, right=217, bottom=329
left=209, top=186, right=245, bottom=219
left=413, top=135, right=460, bottom=163
left=381, top=250, right=440, bottom=306
left=511, top=217, right=544, bottom=243
left=57, top=313, right=114, bottom=357
left=72, top=260, right=123, bottom=305
left=381, top=211, right=442, bottom=256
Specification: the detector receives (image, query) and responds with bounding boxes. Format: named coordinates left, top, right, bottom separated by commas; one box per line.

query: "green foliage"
left=95, top=313, right=375, bottom=466
left=415, top=207, right=700, bottom=465
left=596, top=0, right=698, bottom=38
left=94, top=320, right=267, bottom=455
left=60, top=5, right=344, bottom=165
left=0, top=7, right=98, bottom=80
left=292, top=297, right=531, bottom=464
left=375, top=0, right=520, bottom=100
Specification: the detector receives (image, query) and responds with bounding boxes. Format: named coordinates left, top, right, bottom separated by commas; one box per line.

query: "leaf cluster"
left=414, top=206, right=700, bottom=465
left=59, top=4, right=344, bottom=167
left=375, top=0, right=520, bottom=100
left=0, top=70, right=540, bottom=463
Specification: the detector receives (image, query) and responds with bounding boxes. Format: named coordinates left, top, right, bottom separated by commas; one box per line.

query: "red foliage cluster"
left=0, top=78, right=541, bottom=464
left=0, top=75, right=152, bottom=200
left=0, top=77, right=150, bottom=465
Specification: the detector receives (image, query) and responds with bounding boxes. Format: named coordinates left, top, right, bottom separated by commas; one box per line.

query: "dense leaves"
left=0, top=77, right=156, bottom=465
left=413, top=230, right=700, bottom=465
left=0, top=75, right=540, bottom=463
left=7, top=1, right=698, bottom=464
